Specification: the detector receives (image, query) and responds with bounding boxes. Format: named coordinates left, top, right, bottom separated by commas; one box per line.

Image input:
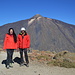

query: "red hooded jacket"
left=3, top=34, right=17, bottom=49
left=17, top=33, right=30, bottom=49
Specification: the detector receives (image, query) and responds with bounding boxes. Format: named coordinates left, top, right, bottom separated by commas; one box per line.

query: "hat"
left=21, top=27, right=26, bottom=31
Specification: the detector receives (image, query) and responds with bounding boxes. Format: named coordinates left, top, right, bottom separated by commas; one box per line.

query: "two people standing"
left=3, top=27, right=30, bottom=69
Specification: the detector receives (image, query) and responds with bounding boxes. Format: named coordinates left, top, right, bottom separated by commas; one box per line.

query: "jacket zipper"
left=22, top=36, right=23, bottom=49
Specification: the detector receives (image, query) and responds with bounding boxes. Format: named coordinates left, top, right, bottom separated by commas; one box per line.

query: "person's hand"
left=3, top=49, right=6, bottom=51
left=17, top=48, right=19, bottom=52
left=27, top=48, right=31, bottom=53
left=3, top=49, right=6, bottom=50
left=17, top=48, right=19, bottom=50
left=27, top=48, right=30, bottom=51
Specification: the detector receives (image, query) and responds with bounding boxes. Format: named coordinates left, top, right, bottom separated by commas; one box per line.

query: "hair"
left=8, top=28, right=17, bottom=43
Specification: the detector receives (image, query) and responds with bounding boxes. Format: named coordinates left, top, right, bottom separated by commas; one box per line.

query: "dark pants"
left=20, top=48, right=29, bottom=64
left=6, top=49, right=14, bottom=65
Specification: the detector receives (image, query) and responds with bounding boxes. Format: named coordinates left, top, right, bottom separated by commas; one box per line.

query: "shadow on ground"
left=13, top=57, right=21, bottom=65
left=13, top=57, right=28, bottom=67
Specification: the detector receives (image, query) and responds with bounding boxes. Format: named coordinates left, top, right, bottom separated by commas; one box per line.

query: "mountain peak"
left=32, top=14, right=43, bottom=19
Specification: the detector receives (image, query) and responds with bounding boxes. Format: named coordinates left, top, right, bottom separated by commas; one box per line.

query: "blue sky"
left=0, top=0, right=75, bottom=26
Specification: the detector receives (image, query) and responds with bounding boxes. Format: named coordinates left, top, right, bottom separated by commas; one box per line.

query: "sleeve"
left=17, top=35, right=20, bottom=48
left=3, top=34, right=7, bottom=50
left=27, top=35, right=30, bottom=48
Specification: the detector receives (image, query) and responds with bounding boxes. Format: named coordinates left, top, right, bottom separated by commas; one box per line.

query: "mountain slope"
left=0, top=14, right=75, bottom=52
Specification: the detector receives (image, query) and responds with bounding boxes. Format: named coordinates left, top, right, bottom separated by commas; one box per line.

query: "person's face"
left=21, top=30, right=25, bottom=34
left=10, top=29, right=13, bottom=34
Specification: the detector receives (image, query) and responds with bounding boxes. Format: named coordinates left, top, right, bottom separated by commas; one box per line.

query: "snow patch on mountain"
left=28, top=19, right=35, bottom=25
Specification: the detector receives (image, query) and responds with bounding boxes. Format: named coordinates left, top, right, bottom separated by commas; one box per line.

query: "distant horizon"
left=0, top=0, right=75, bottom=26
left=0, top=14, right=75, bottom=26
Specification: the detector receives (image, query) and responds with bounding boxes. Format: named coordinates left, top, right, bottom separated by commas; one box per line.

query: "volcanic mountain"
left=0, top=14, right=75, bottom=52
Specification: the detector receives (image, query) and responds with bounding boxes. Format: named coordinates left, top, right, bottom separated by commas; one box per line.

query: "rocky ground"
left=0, top=50, right=75, bottom=75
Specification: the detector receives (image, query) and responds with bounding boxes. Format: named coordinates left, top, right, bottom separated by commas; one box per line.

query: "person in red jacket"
left=3, top=28, right=17, bottom=69
left=17, top=27, right=30, bottom=67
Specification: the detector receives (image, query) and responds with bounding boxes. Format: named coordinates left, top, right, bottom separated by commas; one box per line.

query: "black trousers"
left=20, top=48, right=29, bottom=64
left=6, top=49, right=14, bottom=65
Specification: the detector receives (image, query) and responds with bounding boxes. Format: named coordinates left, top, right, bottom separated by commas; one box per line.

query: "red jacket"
left=3, top=34, right=17, bottom=49
left=17, top=33, right=30, bottom=49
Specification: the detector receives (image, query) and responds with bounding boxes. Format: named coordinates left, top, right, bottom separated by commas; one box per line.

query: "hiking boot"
left=6, top=65, right=9, bottom=69
left=9, top=63, right=13, bottom=68
left=26, top=63, right=29, bottom=67
left=20, top=62, right=25, bottom=66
